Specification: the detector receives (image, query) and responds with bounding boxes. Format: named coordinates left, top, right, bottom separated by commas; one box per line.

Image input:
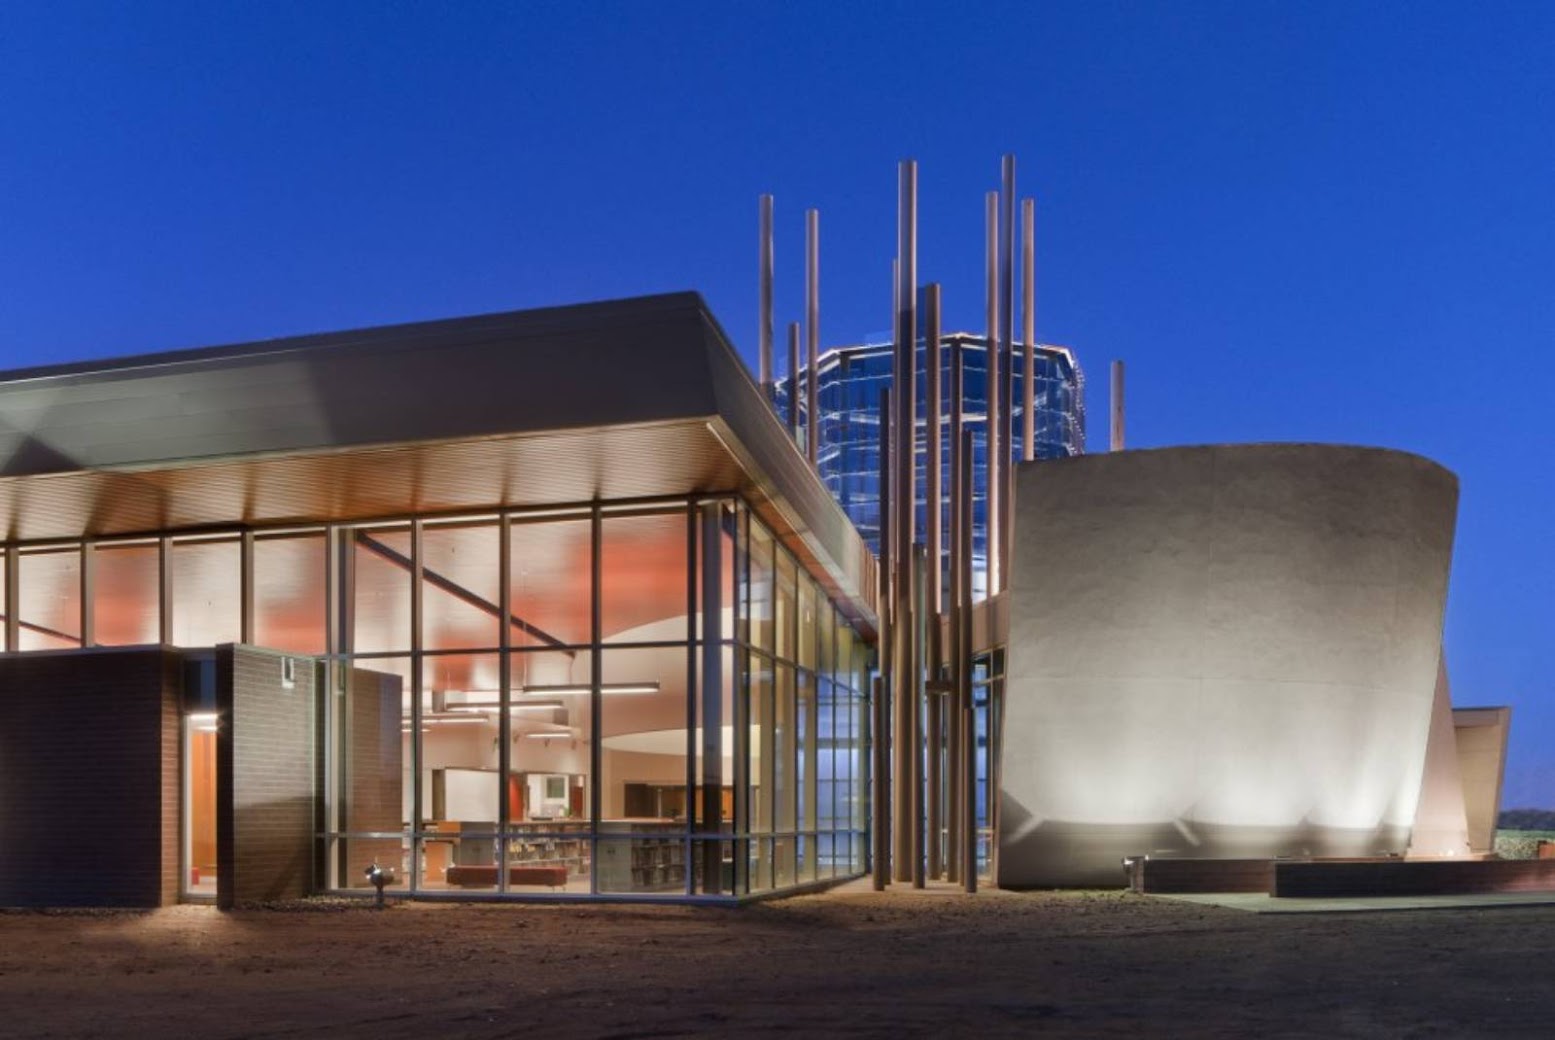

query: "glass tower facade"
left=776, top=335, right=1085, bottom=600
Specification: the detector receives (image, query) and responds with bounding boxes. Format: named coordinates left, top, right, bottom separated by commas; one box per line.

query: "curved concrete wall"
left=998, top=444, right=1457, bottom=887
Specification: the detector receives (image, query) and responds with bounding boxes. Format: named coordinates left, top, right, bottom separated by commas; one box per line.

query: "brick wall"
left=0, top=648, right=181, bottom=907
left=216, top=645, right=316, bottom=908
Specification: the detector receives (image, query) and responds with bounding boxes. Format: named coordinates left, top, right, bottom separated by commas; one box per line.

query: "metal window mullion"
left=239, top=530, right=255, bottom=645
left=589, top=503, right=603, bottom=894
left=409, top=520, right=424, bottom=895
left=684, top=501, right=697, bottom=895
left=79, top=540, right=94, bottom=648
left=497, top=513, right=512, bottom=896
left=327, top=526, right=353, bottom=889
left=732, top=504, right=749, bottom=894
left=159, top=537, right=174, bottom=646
left=4, top=545, right=17, bottom=652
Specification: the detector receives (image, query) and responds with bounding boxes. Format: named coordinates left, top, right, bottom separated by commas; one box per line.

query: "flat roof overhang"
left=0, top=293, right=878, bottom=636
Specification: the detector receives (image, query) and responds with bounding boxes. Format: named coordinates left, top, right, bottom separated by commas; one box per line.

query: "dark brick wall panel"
left=0, top=648, right=180, bottom=907
left=1132, top=858, right=1274, bottom=894
left=1275, top=859, right=1555, bottom=897
left=217, top=645, right=316, bottom=908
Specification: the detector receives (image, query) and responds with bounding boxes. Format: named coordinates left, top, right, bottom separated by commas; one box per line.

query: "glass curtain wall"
left=324, top=495, right=871, bottom=900
left=0, top=494, right=871, bottom=902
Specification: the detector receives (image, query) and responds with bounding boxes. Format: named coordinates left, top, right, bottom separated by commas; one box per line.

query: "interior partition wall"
left=0, top=495, right=872, bottom=903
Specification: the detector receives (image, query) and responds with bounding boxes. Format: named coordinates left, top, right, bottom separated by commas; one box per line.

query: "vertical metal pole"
left=870, top=674, right=887, bottom=890
left=926, top=688, right=942, bottom=879
left=946, top=339, right=965, bottom=885
left=1022, top=197, right=1036, bottom=463
left=999, top=156, right=1016, bottom=600
left=875, top=386, right=893, bottom=888
left=759, top=194, right=774, bottom=400
left=960, top=429, right=978, bottom=894
left=883, top=385, right=895, bottom=889
left=924, top=286, right=944, bottom=880
left=806, top=208, right=820, bottom=467
left=925, top=284, right=942, bottom=617
left=1110, top=361, right=1126, bottom=452
left=787, top=322, right=802, bottom=444
left=984, top=191, right=1000, bottom=597
left=910, top=542, right=926, bottom=889
left=892, top=160, right=917, bottom=883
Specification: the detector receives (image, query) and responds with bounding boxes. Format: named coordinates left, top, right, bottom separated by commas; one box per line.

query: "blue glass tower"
left=776, top=334, right=1085, bottom=600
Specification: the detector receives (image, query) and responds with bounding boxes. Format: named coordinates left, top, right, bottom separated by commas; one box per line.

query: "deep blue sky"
left=2, top=4, right=1551, bottom=803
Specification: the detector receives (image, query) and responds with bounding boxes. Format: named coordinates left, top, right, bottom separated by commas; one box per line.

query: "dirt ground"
left=4, top=883, right=1555, bottom=1038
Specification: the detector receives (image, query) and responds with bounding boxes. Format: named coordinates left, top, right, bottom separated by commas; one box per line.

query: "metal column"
left=999, top=156, right=1016, bottom=599
left=1022, top=197, right=1036, bottom=462
left=892, top=160, right=918, bottom=884
left=910, top=541, right=926, bottom=889
left=959, top=428, right=978, bottom=894
left=984, top=191, right=1000, bottom=595
left=873, top=385, right=893, bottom=890
left=946, top=339, right=965, bottom=885
left=759, top=194, right=774, bottom=401
left=788, top=322, right=802, bottom=443
left=1110, top=360, right=1126, bottom=452
left=806, top=208, right=820, bottom=467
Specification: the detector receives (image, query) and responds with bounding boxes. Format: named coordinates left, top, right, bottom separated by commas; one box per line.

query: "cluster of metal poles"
left=757, top=155, right=1043, bottom=892
left=880, top=155, right=1037, bottom=892
left=757, top=195, right=822, bottom=462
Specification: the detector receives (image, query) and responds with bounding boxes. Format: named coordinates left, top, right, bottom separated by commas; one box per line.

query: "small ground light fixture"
left=364, top=863, right=396, bottom=908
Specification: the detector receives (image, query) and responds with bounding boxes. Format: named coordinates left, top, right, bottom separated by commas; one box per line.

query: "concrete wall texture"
left=0, top=648, right=181, bottom=907
left=1454, top=707, right=1512, bottom=854
left=1000, top=444, right=1458, bottom=887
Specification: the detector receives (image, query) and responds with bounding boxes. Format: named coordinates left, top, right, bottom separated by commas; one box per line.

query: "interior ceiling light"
left=187, top=712, right=219, bottom=732
left=446, top=699, right=566, bottom=713
left=520, top=682, right=661, bottom=696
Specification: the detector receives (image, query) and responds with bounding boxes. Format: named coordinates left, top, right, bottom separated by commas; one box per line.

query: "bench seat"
left=444, top=865, right=570, bottom=888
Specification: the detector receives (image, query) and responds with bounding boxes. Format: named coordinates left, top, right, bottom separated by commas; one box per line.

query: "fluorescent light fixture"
left=446, top=699, right=566, bottom=713
left=519, top=682, right=661, bottom=696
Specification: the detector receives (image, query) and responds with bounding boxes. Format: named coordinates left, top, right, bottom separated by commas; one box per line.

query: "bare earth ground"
left=4, top=884, right=1555, bottom=1038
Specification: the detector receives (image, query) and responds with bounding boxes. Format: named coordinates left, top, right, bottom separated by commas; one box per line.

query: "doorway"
left=184, top=713, right=219, bottom=900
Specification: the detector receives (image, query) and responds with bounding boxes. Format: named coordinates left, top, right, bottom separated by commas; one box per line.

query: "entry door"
left=184, top=713, right=219, bottom=900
